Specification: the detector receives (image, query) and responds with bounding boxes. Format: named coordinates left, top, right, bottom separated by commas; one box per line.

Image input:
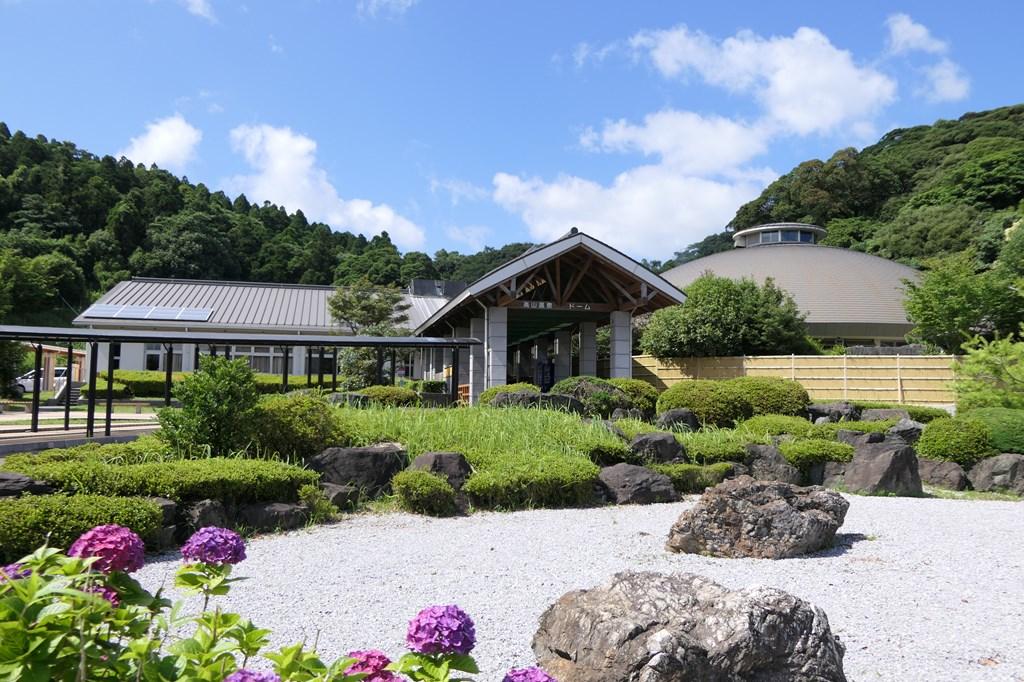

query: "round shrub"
left=251, top=392, right=347, bottom=460
left=478, top=382, right=540, bottom=406
left=656, top=380, right=753, bottom=427
left=963, top=408, right=1024, bottom=454
left=607, top=378, right=660, bottom=415
left=740, top=414, right=813, bottom=439
left=779, top=439, right=855, bottom=470
left=917, top=417, right=996, bottom=466
left=358, top=385, right=420, bottom=407
left=392, top=469, right=458, bottom=516
left=726, top=376, right=809, bottom=416
left=549, top=376, right=632, bottom=418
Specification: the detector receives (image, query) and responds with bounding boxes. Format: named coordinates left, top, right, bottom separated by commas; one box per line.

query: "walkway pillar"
left=486, top=307, right=508, bottom=388
left=469, top=317, right=485, bottom=403
left=579, top=322, right=597, bottom=376
left=609, top=311, right=632, bottom=378
left=554, top=330, right=572, bottom=382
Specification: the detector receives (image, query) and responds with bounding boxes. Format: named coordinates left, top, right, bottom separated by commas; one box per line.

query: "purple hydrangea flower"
left=406, top=604, right=476, bottom=655
left=346, top=649, right=400, bottom=682
left=223, top=670, right=280, bottom=682
left=0, top=563, right=31, bottom=582
left=88, top=584, right=120, bottom=607
left=503, top=667, right=558, bottom=682
left=181, top=527, right=246, bottom=566
left=68, top=525, right=145, bottom=574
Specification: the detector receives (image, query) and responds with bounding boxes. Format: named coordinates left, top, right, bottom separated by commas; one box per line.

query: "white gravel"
left=136, top=496, right=1024, bottom=681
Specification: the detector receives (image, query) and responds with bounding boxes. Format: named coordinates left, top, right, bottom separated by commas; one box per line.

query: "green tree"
left=952, top=327, right=1024, bottom=410
left=327, top=278, right=410, bottom=334
left=399, top=251, right=439, bottom=283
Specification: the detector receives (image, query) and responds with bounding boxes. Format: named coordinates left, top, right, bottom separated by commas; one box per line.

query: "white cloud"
left=885, top=13, right=946, bottom=55
left=118, top=114, right=202, bottom=173
left=357, top=0, right=417, bottom=18
left=444, top=225, right=491, bottom=252
left=920, top=57, right=970, bottom=102
left=429, top=177, right=489, bottom=206
left=269, top=34, right=284, bottom=54
left=180, top=0, right=215, bottom=22
left=630, top=25, right=897, bottom=136
left=225, top=124, right=425, bottom=250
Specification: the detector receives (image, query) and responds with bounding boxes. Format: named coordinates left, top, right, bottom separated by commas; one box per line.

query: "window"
left=782, top=230, right=799, bottom=242
left=144, top=345, right=182, bottom=371
left=800, top=231, right=814, bottom=243
left=760, top=230, right=780, bottom=243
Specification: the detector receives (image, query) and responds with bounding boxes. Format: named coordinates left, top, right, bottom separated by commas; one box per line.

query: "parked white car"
left=15, top=367, right=68, bottom=393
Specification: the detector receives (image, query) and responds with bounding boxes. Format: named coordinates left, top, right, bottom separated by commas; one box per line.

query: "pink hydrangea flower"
left=503, top=667, right=558, bottom=682
left=181, top=527, right=246, bottom=566
left=68, top=525, right=145, bottom=573
left=223, top=670, right=280, bottom=682
left=88, top=584, right=120, bottom=607
left=346, top=649, right=400, bottom=682
left=406, top=604, right=476, bottom=655
left=0, top=563, right=30, bottom=582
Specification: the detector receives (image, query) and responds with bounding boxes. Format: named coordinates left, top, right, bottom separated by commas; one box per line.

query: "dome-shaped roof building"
left=660, top=223, right=920, bottom=346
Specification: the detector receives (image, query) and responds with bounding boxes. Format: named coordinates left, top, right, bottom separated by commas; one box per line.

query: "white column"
left=120, top=343, right=145, bottom=371
left=486, top=307, right=508, bottom=388
left=609, top=311, right=632, bottom=378
left=469, top=317, right=486, bottom=403
left=293, top=346, right=306, bottom=377
left=554, top=330, right=572, bottom=382
left=579, top=322, right=597, bottom=376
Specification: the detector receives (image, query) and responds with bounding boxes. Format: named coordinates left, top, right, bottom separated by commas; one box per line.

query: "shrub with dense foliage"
left=916, top=417, right=995, bottom=466
left=251, top=392, right=346, bottom=460
left=656, top=380, right=753, bottom=427
left=727, top=376, right=810, bottom=416
left=101, top=369, right=309, bottom=397
left=607, top=377, right=660, bottom=415
left=851, top=401, right=950, bottom=423
left=549, top=375, right=633, bottom=417
left=778, top=439, right=855, bottom=471
left=650, top=462, right=733, bottom=493
left=158, top=357, right=261, bottom=456
left=807, top=419, right=897, bottom=440
left=952, top=329, right=1024, bottom=411
left=79, top=380, right=131, bottom=400
left=740, top=414, right=814, bottom=438
left=393, top=469, right=458, bottom=516
left=963, top=407, right=1024, bottom=453
left=478, top=382, right=540, bottom=406
left=358, top=385, right=421, bottom=407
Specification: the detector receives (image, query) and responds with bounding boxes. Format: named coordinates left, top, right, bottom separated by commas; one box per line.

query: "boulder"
left=0, top=472, right=54, bottom=497
left=666, top=476, right=848, bottom=559
left=490, top=391, right=586, bottom=414
left=235, top=502, right=307, bottom=532
left=861, top=408, right=911, bottom=422
left=968, top=453, right=1024, bottom=495
left=654, top=408, right=699, bottom=432
left=320, top=482, right=359, bottom=508
left=410, top=451, right=472, bottom=490
left=145, top=497, right=178, bottom=526
left=628, top=432, right=683, bottom=463
left=598, top=464, right=678, bottom=505
left=842, top=442, right=922, bottom=496
left=742, top=444, right=801, bottom=484
left=887, top=417, right=925, bottom=444
left=835, top=429, right=885, bottom=447
left=308, top=442, right=407, bottom=496
left=551, top=379, right=632, bottom=416
left=807, top=402, right=860, bottom=423
left=182, top=499, right=228, bottom=531
left=917, top=458, right=969, bottom=491
left=533, top=571, right=847, bottom=682
left=153, top=526, right=178, bottom=551
left=610, top=407, right=644, bottom=421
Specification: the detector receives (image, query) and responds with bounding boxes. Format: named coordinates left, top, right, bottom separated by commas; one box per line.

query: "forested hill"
left=726, top=104, right=1024, bottom=268
left=0, top=122, right=533, bottom=326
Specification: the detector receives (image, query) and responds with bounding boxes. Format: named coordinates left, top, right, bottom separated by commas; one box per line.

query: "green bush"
left=0, top=494, right=163, bottom=563
left=549, top=376, right=633, bottom=417
left=656, top=380, right=753, bottom=427
left=461, top=459, right=597, bottom=509
left=852, top=401, right=950, bottom=423
left=916, top=417, right=996, bottom=466
left=607, top=378, right=660, bottom=415
left=5, top=457, right=319, bottom=503
left=740, top=415, right=813, bottom=439
left=298, top=483, right=339, bottom=523
left=2, top=436, right=175, bottom=470
left=357, top=385, right=420, bottom=406
left=963, top=407, right=1024, bottom=453
left=392, top=469, right=458, bottom=516
left=779, top=439, right=855, bottom=470
left=106, top=369, right=308, bottom=397
left=79, top=380, right=132, bottom=400
left=478, top=382, right=540, bottom=406
left=419, top=380, right=447, bottom=393
left=807, top=419, right=897, bottom=440
left=650, top=462, right=733, bottom=493
left=251, top=392, right=346, bottom=460
left=726, top=376, right=810, bottom=416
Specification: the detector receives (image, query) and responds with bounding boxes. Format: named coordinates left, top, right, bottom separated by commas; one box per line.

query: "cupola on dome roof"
left=732, top=223, right=828, bottom=248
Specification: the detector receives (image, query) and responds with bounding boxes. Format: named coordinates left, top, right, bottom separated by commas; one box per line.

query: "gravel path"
left=137, top=496, right=1024, bottom=681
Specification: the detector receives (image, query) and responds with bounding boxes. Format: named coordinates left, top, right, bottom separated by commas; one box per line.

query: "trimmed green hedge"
left=4, top=458, right=319, bottom=503
left=916, top=417, right=995, bottom=466
left=1, top=437, right=174, bottom=471
left=251, top=392, right=347, bottom=460
left=807, top=419, right=897, bottom=440
left=607, top=378, right=660, bottom=415
left=357, top=385, right=420, bottom=407
left=650, top=462, right=733, bottom=494
left=852, top=401, right=949, bottom=423
left=779, top=439, right=855, bottom=470
left=104, top=370, right=310, bottom=397
left=461, top=458, right=597, bottom=509
left=392, top=469, right=458, bottom=516
left=478, top=382, right=540, bottom=406
left=656, top=380, right=752, bottom=427
left=79, top=381, right=131, bottom=400
left=549, top=376, right=633, bottom=417
left=963, top=408, right=1024, bottom=454
left=0, top=494, right=163, bottom=563
left=727, top=376, right=809, bottom=416
left=740, top=415, right=813, bottom=439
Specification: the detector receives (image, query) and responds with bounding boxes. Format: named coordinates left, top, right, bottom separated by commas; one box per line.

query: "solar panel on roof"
left=82, top=304, right=213, bottom=322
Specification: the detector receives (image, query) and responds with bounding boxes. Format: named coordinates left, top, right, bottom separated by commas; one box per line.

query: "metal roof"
left=660, top=244, right=920, bottom=328
left=73, top=278, right=449, bottom=333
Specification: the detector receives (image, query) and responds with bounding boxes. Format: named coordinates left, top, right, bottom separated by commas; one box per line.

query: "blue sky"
left=1, top=1, right=1021, bottom=259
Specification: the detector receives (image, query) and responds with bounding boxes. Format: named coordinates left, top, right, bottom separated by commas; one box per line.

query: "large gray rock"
left=235, top=502, right=307, bottom=531
left=410, top=451, right=472, bottom=490
left=0, top=472, right=54, bottom=497
left=666, top=476, right=848, bottom=559
left=835, top=430, right=885, bottom=447
left=917, top=458, right=969, bottom=491
left=888, top=418, right=925, bottom=444
left=629, top=432, right=683, bottom=463
left=490, top=391, right=585, bottom=414
left=861, top=408, right=911, bottom=422
left=610, top=407, right=644, bottom=421
left=145, top=497, right=178, bottom=526
left=842, top=442, right=922, bottom=496
left=598, top=464, right=678, bottom=505
left=308, top=442, right=407, bottom=496
left=807, top=402, right=860, bottom=423
left=551, top=378, right=632, bottom=417
left=968, top=453, right=1024, bottom=495
left=743, top=443, right=801, bottom=484
left=182, top=499, right=228, bottom=531
left=654, top=408, right=699, bottom=432
left=533, top=571, right=847, bottom=682
left=320, top=482, right=359, bottom=509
